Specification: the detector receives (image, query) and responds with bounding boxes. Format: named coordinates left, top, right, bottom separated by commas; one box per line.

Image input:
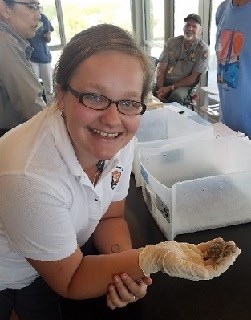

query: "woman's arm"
left=27, top=199, right=145, bottom=300
left=92, top=199, right=152, bottom=309
left=27, top=246, right=144, bottom=300
left=92, top=199, right=132, bottom=254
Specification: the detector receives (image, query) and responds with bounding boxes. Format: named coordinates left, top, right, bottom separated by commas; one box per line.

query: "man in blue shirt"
left=29, top=12, right=54, bottom=104
left=216, top=0, right=251, bottom=138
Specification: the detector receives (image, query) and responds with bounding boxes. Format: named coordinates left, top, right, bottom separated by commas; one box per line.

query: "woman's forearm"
left=67, top=249, right=144, bottom=299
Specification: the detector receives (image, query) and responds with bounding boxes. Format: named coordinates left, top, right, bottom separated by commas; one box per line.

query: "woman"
left=0, top=24, right=240, bottom=319
left=0, top=0, right=46, bottom=136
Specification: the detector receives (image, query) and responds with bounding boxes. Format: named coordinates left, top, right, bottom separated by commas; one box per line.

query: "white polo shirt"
left=0, top=105, right=134, bottom=290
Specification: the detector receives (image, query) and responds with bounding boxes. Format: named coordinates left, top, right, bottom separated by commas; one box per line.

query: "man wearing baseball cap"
left=155, top=13, right=208, bottom=106
left=184, top=13, right=202, bottom=25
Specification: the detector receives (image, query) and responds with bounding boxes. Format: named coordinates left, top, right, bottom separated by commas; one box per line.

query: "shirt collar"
left=0, top=19, right=33, bottom=59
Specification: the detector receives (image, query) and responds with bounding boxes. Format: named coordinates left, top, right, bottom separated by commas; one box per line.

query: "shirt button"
left=94, top=198, right=98, bottom=202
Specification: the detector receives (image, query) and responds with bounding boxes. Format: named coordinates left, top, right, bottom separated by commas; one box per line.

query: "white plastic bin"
left=133, top=107, right=213, bottom=186
left=139, top=136, right=251, bottom=239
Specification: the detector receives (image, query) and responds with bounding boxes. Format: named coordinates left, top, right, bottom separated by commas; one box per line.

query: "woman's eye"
left=120, top=100, right=132, bottom=108
left=89, top=93, right=101, bottom=102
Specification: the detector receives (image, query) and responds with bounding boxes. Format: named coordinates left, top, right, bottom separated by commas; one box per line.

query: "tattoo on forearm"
left=111, top=244, right=120, bottom=253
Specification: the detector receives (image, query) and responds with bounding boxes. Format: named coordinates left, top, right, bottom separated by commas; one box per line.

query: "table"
left=61, top=175, right=251, bottom=320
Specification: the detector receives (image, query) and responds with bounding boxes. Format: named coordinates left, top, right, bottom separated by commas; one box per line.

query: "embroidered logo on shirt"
left=111, top=166, right=123, bottom=190
left=189, top=51, right=196, bottom=61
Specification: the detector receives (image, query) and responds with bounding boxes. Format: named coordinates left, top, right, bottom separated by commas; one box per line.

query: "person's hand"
left=139, top=238, right=241, bottom=281
left=43, top=31, right=51, bottom=43
left=106, top=273, right=152, bottom=310
left=156, top=86, right=172, bottom=101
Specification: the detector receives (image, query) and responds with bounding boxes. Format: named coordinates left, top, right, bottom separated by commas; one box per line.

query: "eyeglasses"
left=67, top=86, right=146, bottom=116
left=9, top=1, right=42, bottom=11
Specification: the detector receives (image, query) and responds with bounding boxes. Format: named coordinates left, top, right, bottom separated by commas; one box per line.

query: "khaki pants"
left=164, top=86, right=191, bottom=104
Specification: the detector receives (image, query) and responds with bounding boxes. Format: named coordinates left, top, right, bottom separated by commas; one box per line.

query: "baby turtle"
left=203, top=238, right=237, bottom=264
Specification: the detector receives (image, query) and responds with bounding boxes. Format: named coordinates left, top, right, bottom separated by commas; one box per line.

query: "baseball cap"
left=184, top=14, right=202, bottom=25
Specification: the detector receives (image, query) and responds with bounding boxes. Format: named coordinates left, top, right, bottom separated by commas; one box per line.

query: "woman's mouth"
left=90, top=128, right=122, bottom=139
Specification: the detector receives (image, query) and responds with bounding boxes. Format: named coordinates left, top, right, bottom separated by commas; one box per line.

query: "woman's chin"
left=93, top=143, right=126, bottom=160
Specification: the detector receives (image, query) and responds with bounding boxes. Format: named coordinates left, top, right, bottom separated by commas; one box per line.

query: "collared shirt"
left=159, top=35, right=209, bottom=84
left=0, top=105, right=134, bottom=290
left=0, top=20, right=46, bottom=129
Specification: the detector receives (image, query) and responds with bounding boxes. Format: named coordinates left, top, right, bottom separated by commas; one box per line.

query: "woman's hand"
left=106, top=274, right=152, bottom=310
left=139, top=238, right=241, bottom=281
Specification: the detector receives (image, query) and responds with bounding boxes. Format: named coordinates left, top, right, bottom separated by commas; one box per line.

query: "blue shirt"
left=216, top=1, right=251, bottom=138
left=29, top=14, right=54, bottom=64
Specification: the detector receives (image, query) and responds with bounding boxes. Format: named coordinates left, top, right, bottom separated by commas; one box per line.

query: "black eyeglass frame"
left=8, top=1, right=42, bottom=11
left=66, top=86, right=146, bottom=116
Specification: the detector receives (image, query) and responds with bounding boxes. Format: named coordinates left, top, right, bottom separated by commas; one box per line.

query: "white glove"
left=139, top=238, right=241, bottom=281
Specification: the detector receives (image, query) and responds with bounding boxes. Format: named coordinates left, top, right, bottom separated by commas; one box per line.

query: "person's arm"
left=92, top=199, right=151, bottom=309
left=157, top=70, right=201, bottom=101
left=92, top=199, right=132, bottom=254
left=1, top=173, right=239, bottom=302
left=27, top=236, right=241, bottom=301
left=0, top=172, right=145, bottom=301
left=156, top=42, right=170, bottom=90
left=27, top=245, right=144, bottom=299
left=156, top=61, right=168, bottom=89
left=27, top=199, right=147, bottom=300
left=169, top=70, right=201, bottom=89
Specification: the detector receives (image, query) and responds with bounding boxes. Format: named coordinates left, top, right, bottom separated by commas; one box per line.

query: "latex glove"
left=139, top=238, right=241, bottom=281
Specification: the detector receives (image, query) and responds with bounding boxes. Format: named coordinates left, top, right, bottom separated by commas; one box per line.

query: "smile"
left=90, top=128, right=121, bottom=138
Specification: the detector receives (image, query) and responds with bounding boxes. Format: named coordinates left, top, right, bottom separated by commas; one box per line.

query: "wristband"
left=171, top=85, right=175, bottom=91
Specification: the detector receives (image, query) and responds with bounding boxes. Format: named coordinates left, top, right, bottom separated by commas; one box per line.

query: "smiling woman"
left=0, top=23, right=154, bottom=318
left=0, top=23, right=240, bottom=320
left=54, top=24, right=153, bottom=165
left=57, top=49, right=146, bottom=166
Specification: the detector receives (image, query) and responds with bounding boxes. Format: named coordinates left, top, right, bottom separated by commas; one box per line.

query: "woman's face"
left=57, top=50, right=144, bottom=166
left=1, top=1, right=41, bottom=39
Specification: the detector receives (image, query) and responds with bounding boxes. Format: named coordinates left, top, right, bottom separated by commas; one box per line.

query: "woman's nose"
left=100, top=102, right=122, bottom=124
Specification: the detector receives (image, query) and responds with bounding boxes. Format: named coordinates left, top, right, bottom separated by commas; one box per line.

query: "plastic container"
left=133, top=107, right=214, bottom=186
left=139, top=136, right=251, bottom=239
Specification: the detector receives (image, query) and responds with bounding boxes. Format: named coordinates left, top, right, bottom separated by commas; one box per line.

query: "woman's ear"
left=0, top=0, right=11, bottom=20
left=55, top=84, right=66, bottom=111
